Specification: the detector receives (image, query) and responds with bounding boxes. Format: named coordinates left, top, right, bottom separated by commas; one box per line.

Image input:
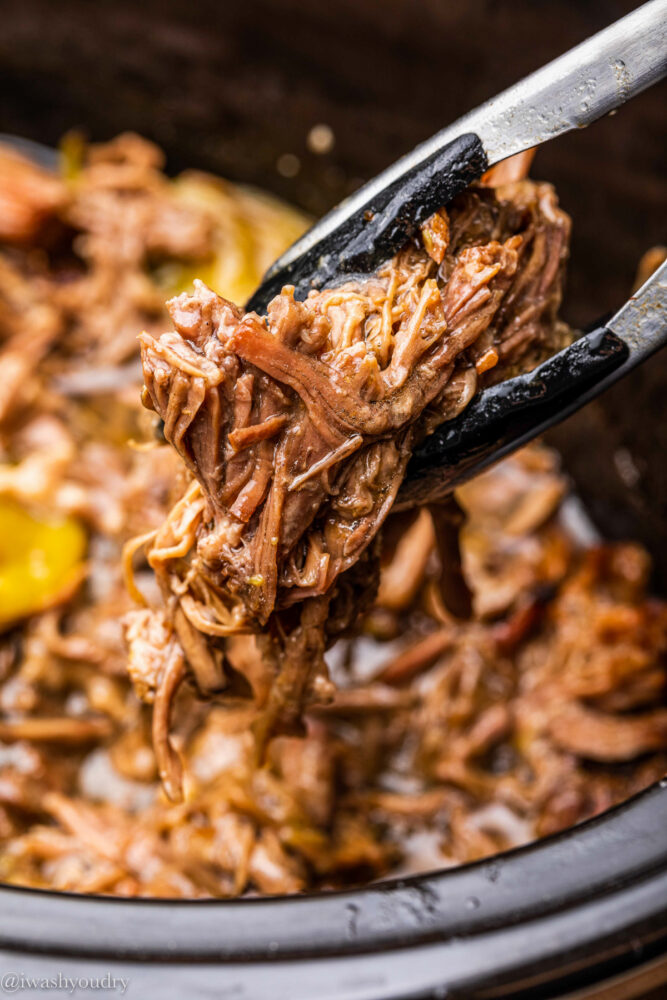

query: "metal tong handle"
left=398, top=259, right=667, bottom=506
left=247, top=0, right=667, bottom=313
left=464, top=0, right=667, bottom=166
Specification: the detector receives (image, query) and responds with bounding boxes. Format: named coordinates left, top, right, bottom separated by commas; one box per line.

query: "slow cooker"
left=0, top=1, right=665, bottom=996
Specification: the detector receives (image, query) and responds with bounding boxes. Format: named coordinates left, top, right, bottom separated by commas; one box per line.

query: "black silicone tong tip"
left=398, top=328, right=629, bottom=508
left=245, top=133, right=487, bottom=314
left=398, top=255, right=667, bottom=506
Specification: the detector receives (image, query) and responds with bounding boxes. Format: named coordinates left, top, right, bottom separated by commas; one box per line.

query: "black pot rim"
left=1, top=781, right=666, bottom=999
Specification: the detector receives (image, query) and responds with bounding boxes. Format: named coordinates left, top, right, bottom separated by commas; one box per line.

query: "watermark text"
left=1, top=973, right=129, bottom=996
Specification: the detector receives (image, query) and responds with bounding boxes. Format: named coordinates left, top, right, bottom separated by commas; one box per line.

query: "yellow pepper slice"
left=58, top=130, right=86, bottom=184
left=0, top=499, right=86, bottom=630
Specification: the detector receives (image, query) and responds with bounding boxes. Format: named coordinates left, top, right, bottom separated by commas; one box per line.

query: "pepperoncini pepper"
left=0, top=499, right=86, bottom=630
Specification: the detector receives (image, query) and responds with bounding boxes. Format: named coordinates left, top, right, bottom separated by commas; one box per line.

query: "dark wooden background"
left=1, top=0, right=665, bottom=581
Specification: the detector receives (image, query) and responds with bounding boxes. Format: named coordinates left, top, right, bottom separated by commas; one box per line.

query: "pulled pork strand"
left=129, top=177, right=571, bottom=796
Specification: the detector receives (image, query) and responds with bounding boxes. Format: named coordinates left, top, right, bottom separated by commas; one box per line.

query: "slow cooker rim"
left=1, top=779, right=665, bottom=964
left=1, top=783, right=665, bottom=1000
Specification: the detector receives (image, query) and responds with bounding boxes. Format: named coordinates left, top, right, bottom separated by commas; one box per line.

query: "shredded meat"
left=135, top=175, right=571, bottom=780
left=0, top=135, right=664, bottom=899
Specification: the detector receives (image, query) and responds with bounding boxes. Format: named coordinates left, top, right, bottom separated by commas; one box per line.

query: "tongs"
left=247, top=0, right=667, bottom=504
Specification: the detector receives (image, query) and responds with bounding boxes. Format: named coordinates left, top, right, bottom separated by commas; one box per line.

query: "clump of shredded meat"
left=133, top=172, right=571, bottom=786
left=0, top=135, right=664, bottom=899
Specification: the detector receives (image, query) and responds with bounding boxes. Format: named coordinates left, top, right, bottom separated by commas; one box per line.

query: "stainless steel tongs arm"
left=248, top=0, right=667, bottom=313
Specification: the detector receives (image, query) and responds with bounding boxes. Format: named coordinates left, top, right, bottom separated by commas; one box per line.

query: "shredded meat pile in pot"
left=0, top=135, right=664, bottom=897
